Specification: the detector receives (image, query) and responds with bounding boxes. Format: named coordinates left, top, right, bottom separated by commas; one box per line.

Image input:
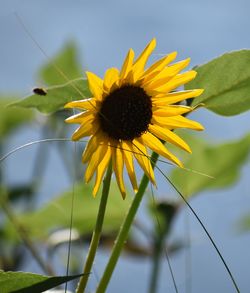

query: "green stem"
left=76, top=161, right=113, bottom=293
left=96, top=152, right=159, bottom=293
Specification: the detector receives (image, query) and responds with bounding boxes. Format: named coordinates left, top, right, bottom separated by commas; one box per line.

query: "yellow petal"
left=120, top=48, right=135, bottom=80
left=122, top=141, right=138, bottom=192
left=86, top=71, right=103, bottom=100
left=103, top=67, right=120, bottom=93
left=142, top=51, right=177, bottom=81
left=147, top=58, right=191, bottom=88
left=153, top=71, right=197, bottom=93
left=141, top=132, right=183, bottom=167
left=64, top=98, right=97, bottom=111
left=152, top=89, right=204, bottom=105
left=72, top=118, right=98, bottom=141
left=148, top=124, right=191, bottom=153
left=132, top=39, right=157, bottom=81
left=93, top=146, right=112, bottom=197
left=130, top=139, right=156, bottom=185
left=153, top=105, right=191, bottom=117
left=152, top=115, right=204, bottom=131
left=112, top=143, right=126, bottom=198
left=65, top=110, right=94, bottom=124
left=85, top=142, right=108, bottom=183
left=166, top=58, right=191, bottom=75
left=82, top=131, right=103, bottom=163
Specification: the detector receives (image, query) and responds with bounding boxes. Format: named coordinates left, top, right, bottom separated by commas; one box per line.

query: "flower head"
left=65, top=39, right=204, bottom=198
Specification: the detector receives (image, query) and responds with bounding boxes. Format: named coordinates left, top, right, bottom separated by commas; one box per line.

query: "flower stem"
left=76, top=161, right=113, bottom=293
left=96, top=152, right=159, bottom=293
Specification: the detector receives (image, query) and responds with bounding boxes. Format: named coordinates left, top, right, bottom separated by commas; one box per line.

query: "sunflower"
left=65, top=39, right=204, bottom=198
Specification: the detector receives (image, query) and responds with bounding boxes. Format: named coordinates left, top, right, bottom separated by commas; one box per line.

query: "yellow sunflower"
left=65, top=39, right=204, bottom=198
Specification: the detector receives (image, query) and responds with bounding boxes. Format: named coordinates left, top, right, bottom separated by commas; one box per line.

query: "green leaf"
left=39, top=41, right=83, bottom=86
left=170, top=133, right=250, bottom=197
left=0, top=270, right=83, bottom=293
left=148, top=200, right=178, bottom=237
left=0, top=99, right=33, bottom=139
left=16, top=181, right=131, bottom=239
left=186, top=50, right=250, bottom=116
left=4, top=184, right=35, bottom=203
left=10, top=78, right=90, bottom=114
left=238, top=213, right=250, bottom=232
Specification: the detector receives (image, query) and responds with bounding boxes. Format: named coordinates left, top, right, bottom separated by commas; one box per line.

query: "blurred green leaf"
left=0, top=270, right=82, bottom=293
left=7, top=184, right=34, bottom=203
left=39, top=41, right=83, bottom=86
left=170, top=133, right=250, bottom=197
left=0, top=99, right=33, bottom=139
left=10, top=78, right=90, bottom=114
left=186, top=50, right=250, bottom=116
left=10, top=42, right=90, bottom=114
left=238, top=213, right=250, bottom=232
left=16, top=181, right=131, bottom=239
left=149, top=200, right=178, bottom=237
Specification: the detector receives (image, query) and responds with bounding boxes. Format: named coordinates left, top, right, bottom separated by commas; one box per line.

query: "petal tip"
left=72, top=134, right=79, bottom=141
left=171, top=51, right=178, bottom=58
left=64, top=102, right=72, bottom=109
left=175, top=159, right=184, bottom=168
left=85, top=175, right=91, bottom=183
left=151, top=38, right=157, bottom=47
left=194, top=122, right=205, bottom=131
left=185, top=57, right=191, bottom=67
left=92, top=191, right=98, bottom=198
left=190, top=70, right=197, bottom=77
left=197, top=88, right=205, bottom=95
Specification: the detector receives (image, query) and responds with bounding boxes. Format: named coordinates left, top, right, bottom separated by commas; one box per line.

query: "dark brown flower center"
left=98, top=85, right=152, bottom=140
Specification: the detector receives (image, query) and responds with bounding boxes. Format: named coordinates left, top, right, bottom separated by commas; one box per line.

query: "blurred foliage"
left=186, top=50, right=250, bottom=116
left=0, top=99, right=33, bottom=139
left=10, top=181, right=131, bottom=240
left=5, top=184, right=35, bottom=203
left=170, top=132, right=250, bottom=197
left=149, top=200, right=178, bottom=237
left=148, top=200, right=179, bottom=293
left=0, top=270, right=82, bottom=293
left=10, top=41, right=90, bottom=114
left=238, top=213, right=250, bottom=232
left=39, top=42, right=83, bottom=86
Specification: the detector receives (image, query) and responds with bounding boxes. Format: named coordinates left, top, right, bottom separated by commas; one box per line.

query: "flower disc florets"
left=98, top=85, right=152, bottom=140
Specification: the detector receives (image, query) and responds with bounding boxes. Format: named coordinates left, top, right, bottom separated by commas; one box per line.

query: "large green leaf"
left=0, top=270, right=82, bottom=293
left=170, top=133, right=250, bottom=197
left=10, top=78, right=90, bottom=114
left=0, top=99, right=33, bottom=139
left=16, top=181, right=131, bottom=239
left=186, top=50, right=250, bottom=116
left=39, top=41, right=83, bottom=86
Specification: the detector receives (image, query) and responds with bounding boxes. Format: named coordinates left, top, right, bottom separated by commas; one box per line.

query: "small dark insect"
left=33, top=87, right=47, bottom=96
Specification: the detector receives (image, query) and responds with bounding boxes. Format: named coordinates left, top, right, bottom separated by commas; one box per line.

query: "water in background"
left=1, top=0, right=250, bottom=292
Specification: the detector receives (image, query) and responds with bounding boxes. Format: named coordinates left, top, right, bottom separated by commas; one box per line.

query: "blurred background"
left=0, top=0, right=250, bottom=292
